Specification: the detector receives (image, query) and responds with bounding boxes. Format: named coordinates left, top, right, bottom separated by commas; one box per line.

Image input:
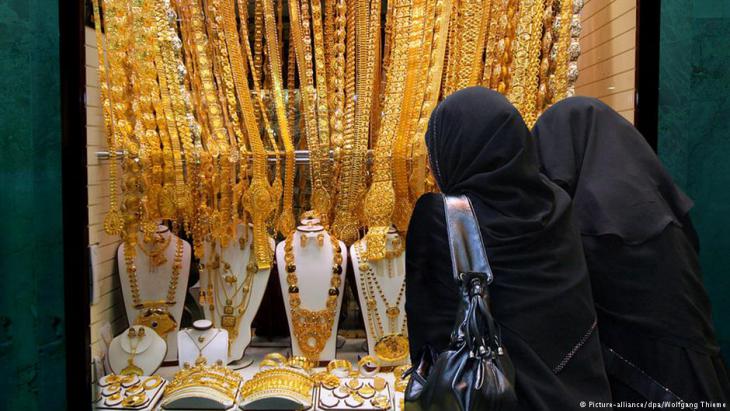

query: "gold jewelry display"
left=285, top=231, right=344, bottom=360
left=95, top=0, right=579, bottom=267
left=163, top=362, right=242, bottom=407
left=128, top=237, right=183, bottom=338
left=356, top=242, right=409, bottom=363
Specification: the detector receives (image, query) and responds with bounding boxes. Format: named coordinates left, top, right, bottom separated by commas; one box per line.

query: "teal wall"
left=659, top=0, right=730, bottom=358
left=0, top=0, right=66, bottom=409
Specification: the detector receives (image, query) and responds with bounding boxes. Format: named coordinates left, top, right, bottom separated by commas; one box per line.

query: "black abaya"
left=533, top=96, right=730, bottom=405
left=406, top=87, right=612, bottom=410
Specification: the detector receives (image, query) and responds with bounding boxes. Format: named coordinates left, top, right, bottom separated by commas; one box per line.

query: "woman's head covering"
left=425, top=86, right=569, bottom=240
left=532, top=96, right=693, bottom=244
left=420, top=87, right=598, bottom=372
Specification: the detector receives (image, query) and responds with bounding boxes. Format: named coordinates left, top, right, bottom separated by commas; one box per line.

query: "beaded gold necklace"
left=355, top=241, right=409, bottom=363
left=127, top=236, right=183, bottom=338
left=285, top=232, right=344, bottom=360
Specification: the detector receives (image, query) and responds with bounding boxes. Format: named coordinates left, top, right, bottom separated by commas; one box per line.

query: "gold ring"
left=327, top=359, right=352, bottom=377
left=142, top=375, right=163, bottom=390
left=121, top=392, right=148, bottom=407
left=372, top=394, right=391, bottom=410
left=357, top=355, right=380, bottom=377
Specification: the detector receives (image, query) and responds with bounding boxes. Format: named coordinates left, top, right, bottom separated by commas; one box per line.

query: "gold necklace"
left=137, top=232, right=172, bottom=269
left=207, top=242, right=257, bottom=352
left=355, top=242, right=409, bottom=363
left=121, top=326, right=146, bottom=376
left=182, top=328, right=222, bottom=366
left=285, top=231, right=344, bottom=360
left=128, top=236, right=183, bottom=338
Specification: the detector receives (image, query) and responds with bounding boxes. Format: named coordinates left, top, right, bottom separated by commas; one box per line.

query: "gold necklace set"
left=285, top=232, right=344, bottom=360
left=201, top=241, right=258, bottom=352
left=127, top=235, right=183, bottom=338
left=121, top=326, right=147, bottom=376
left=355, top=242, right=409, bottom=363
left=182, top=328, right=222, bottom=367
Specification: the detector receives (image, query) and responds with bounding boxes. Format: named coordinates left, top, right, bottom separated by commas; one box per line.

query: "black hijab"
left=421, top=87, right=599, bottom=372
left=532, top=96, right=694, bottom=244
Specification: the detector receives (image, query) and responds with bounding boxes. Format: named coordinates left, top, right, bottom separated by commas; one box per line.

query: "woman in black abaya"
left=533, top=97, right=730, bottom=405
left=405, top=87, right=612, bottom=410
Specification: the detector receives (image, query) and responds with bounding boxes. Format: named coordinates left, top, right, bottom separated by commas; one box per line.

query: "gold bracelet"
left=357, top=355, right=381, bottom=377
left=327, top=359, right=353, bottom=377
left=142, top=375, right=163, bottom=391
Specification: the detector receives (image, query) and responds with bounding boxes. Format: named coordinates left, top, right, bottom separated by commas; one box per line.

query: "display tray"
left=94, top=376, right=167, bottom=410
left=316, top=378, right=393, bottom=411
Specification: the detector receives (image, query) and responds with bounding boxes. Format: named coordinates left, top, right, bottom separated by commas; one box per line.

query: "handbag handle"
left=443, top=195, right=493, bottom=283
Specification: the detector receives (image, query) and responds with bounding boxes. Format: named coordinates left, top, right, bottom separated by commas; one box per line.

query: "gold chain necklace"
left=127, top=236, right=183, bottom=338
left=206, top=242, right=257, bottom=352
left=182, top=328, right=222, bottom=366
left=355, top=242, right=409, bottom=363
left=285, top=232, right=344, bottom=360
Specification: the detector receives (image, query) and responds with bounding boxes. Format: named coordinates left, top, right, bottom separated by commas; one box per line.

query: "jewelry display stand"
left=108, top=326, right=167, bottom=376
left=276, top=223, right=347, bottom=362
left=94, top=374, right=167, bottom=410
left=198, top=224, right=273, bottom=365
left=351, top=229, right=409, bottom=366
left=177, top=320, right=229, bottom=368
left=118, top=227, right=191, bottom=362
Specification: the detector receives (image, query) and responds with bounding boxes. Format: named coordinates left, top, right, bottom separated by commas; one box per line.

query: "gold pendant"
left=374, top=334, right=409, bottom=362
left=220, top=314, right=239, bottom=340
left=135, top=306, right=177, bottom=338
left=385, top=307, right=400, bottom=319
left=121, top=359, right=144, bottom=376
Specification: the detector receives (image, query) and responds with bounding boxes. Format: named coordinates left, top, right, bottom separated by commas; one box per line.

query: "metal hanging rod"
left=95, top=149, right=385, bottom=164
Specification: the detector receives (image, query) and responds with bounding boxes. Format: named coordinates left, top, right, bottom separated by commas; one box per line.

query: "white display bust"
left=177, top=320, right=229, bottom=368
left=276, top=221, right=347, bottom=361
left=108, top=325, right=166, bottom=376
left=198, top=224, right=273, bottom=363
left=118, top=226, right=192, bottom=362
left=351, top=227, right=409, bottom=366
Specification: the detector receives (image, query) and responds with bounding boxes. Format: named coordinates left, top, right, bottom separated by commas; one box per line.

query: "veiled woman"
left=533, top=97, right=729, bottom=405
left=405, top=87, right=612, bottom=410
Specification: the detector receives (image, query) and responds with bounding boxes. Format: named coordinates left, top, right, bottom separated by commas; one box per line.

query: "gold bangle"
left=358, top=384, right=376, bottom=399
left=262, top=352, right=288, bottom=366
left=259, top=359, right=282, bottom=370
left=357, top=355, right=380, bottom=377
left=125, top=383, right=145, bottom=396
left=287, top=356, right=315, bottom=372
left=327, top=359, right=352, bottom=377
left=142, top=375, right=163, bottom=391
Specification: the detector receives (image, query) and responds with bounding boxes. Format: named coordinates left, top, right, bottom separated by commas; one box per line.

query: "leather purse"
left=404, top=194, right=517, bottom=411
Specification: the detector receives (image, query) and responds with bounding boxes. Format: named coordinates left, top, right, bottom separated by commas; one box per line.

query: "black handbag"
left=404, top=194, right=517, bottom=411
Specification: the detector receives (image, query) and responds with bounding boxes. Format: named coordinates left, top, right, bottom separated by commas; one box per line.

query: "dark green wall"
left=659, top=0, right=730, bottom=359
left=0, top=0, right=66, bottom=409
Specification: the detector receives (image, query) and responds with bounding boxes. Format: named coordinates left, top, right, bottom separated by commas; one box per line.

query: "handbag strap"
left=443, top=194, right=493, bottom=282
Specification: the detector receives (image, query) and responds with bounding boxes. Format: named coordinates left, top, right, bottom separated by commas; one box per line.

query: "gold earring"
left=317, top=233, right=325, bottom=247
left=128, top=328, right=137, bottom=338
left=138, top=327, right=145, bottom=337
left=300, top=234, right=308, bottom=248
